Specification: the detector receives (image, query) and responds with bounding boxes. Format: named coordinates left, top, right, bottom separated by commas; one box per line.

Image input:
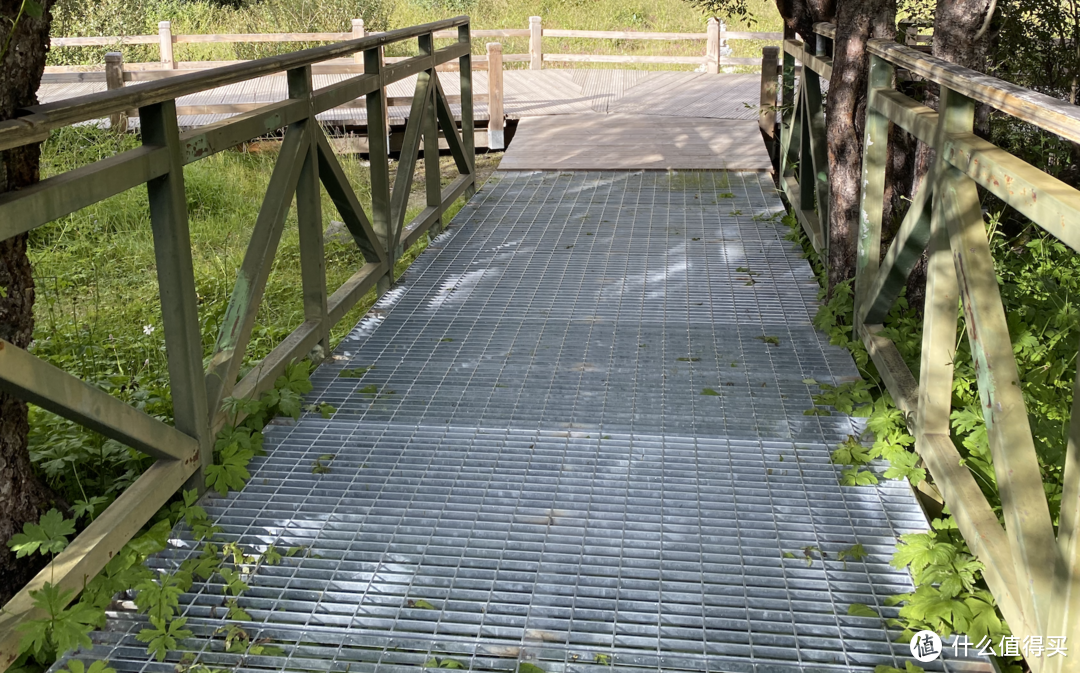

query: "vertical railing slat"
left=140, top=99, right=211, bottom=489
left=853, top=54, right=892, bottom=323
left=290, top=65, right=330, bottom=357
left=422, top=33, right=443, bottom=236
left=459, top=22, right=476, bottom=196
left=365, top=46, right=394, bottom=295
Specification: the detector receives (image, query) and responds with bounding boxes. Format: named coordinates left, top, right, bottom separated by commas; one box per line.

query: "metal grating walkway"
left=79, top=171, right=989, bottom=673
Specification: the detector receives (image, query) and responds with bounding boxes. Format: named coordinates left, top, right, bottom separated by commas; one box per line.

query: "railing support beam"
left=140, top=99, right=211, bottom=491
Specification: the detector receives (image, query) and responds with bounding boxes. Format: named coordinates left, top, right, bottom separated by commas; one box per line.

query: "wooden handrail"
left=811, top=22, right=1080, bottom=144
left=778, top=28, right=1080, bottom=673
left=2, top=16, right=469, bottom=150
left=0, top=18, right=477, bottom=670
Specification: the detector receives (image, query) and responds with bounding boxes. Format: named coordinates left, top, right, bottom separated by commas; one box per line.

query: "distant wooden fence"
left=0, top=17, right=476, bottom=670
left=42, top=18, right=782, bottom=151
left=44, top=16, right=782, bottom=76
left=780, top=22, right=1080, bottom=673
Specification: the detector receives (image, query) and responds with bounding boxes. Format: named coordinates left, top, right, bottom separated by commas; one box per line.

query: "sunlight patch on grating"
left=64, top=171, right=991, bottom=673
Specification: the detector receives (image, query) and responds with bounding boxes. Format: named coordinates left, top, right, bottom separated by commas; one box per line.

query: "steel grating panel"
left=66, top=171, right=991, bottom=673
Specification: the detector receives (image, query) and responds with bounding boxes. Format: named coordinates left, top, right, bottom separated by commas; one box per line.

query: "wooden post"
left=140, top=99, right=211, bottom=489
left=459, top=22, right=475, bottom=196
left=853, top=53, right=892, bottom=317
left=421, top=33, right=442, bottom=236
left=352, top=19, right=365, bottom=64
left=158, top=21, right=175, bottom=69
left=104, top=52, right=127, bottom=131
left=289, top=65, right=330, bottom=359
left=529, top=16, right=542, bottom=70
left=759, top=46, right=779, bottom=162
left=380, top=46, right=391, bottom=148
left=486, top=42, right=504, bottom=150
left=779, top=24, right=795, bottom=176
left=706, top=18, right=719, bottom=74
left=365, top=46, right=393, bottom=295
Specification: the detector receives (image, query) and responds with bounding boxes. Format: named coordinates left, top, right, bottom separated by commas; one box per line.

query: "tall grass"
left=49, top=0, right=781, bottom=68
left=28, top=125, right=498, bottom=504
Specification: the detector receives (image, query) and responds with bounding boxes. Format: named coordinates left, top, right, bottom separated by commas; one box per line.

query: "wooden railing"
left=780, top=23, right=1080, bottom=673
left=0, top=16, right=476, bottom=670
left=43, top=17, right=782, bottom=76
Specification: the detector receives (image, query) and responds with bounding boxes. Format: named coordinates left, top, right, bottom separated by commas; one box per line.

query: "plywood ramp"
left=499, top=113, right=773, bottom=171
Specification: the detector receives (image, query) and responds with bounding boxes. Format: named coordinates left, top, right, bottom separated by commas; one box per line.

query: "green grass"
left=50, top=0, right=781, bottom=70
left=27, top=124, right=499, bottom=502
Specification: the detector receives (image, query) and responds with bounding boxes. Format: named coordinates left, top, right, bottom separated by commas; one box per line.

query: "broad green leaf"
left=22, top=0, right=44, bottom=18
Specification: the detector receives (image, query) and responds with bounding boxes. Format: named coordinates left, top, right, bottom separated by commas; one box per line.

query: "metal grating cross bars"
left=78, top=171, right=990, bottom=673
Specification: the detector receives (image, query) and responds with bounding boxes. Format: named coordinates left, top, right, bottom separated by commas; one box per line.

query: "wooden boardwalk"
left=500, top=114, right=772, bottom=170
left=38, top=70, right=764, bottom=128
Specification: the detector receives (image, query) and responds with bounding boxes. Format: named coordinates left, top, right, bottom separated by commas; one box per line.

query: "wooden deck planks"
left=498, top=113, right=772, bottom=171
left=38, top=70, right=762, bottom=128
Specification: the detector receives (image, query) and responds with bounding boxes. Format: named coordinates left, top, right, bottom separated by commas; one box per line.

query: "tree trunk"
left=824, top=0, right=896, bottom=294
left=774, top=0, right=835, bottom=41
left=0, top=0, right=58, bottom=605
left=905, top=0, right=995, bottom=311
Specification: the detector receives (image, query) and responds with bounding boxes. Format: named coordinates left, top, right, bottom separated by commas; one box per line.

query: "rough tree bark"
left=774, top=0, right=835, bottom=40
left=912, top=0, right=995, bottom=188
left=904, top=0, right=995, bottom=310
left=0, top=0, right=58, bottom=605
left=823, top=0, right=896, bottom=294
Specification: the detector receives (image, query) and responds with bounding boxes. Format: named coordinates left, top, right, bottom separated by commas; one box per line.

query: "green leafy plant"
left=17, top=585, right=98, bottom=663
left=423, top=657, right=466, bottom=669
left=847, top=603, right=879, bottom=618
left=311, top=454, right=335, bottom=474
left=55, top=660, right=116, bottom=673
left=837, top=543, right=869, bottom=569
left=840, top=467, right=879, bottom=486
left=137, top=616, right=193, bottom=661
left=8, top=510, right=76, bottom=560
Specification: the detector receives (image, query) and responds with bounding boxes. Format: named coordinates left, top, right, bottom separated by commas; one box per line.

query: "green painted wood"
left=942, top=164, right=1061, bottom=639
left=140, top=100, right=212, bottom=490
left=919, top=165, right=960, bottom=439
left=365, top=46, right=393, bottom=295
left=0, top=17, right=471, bottom=152
left=797, top=95, right=815, bottom=214
left=421, top=35, right=443, bottom=237
left=204, top=124, right=308, bottom=415
left=434, top=76, right=471, bottom=178
left=1051, top=354, right=1080, bottom=673
left=327, top=262, right=384, bottom=325
left=311, top=73, right=381, bottom=115
left=290, top=65, right=331, bottom=357
left=0, top=458, right=194, bottom=670
left=458, top=23, right=476, bottom=196
left=181, top=99, right=308, bottom=164
left=401, top=173, right=474, bottom=251
left=938, top=87, right=1059, bottom=638
left=0, top=338, right=198, bottom=463
left=779, top=65, right=802, bottom=192
left=221, top=320, right=322, bottom=432
left=389, top=71, right=433, bottom=254
left=779, top=31, right=796, bottom=179
left=857, top=170, right=933, bottom=325
left=315, top=132, right=387, bottom=265
left=801, top=69, right=829, bottom=256
left=0, top=146, right=169, bottom=239
left=854, top=54, right=892, bottom=323
left=870, top=87, right=937, bottom=143
left=940, top=131, right=1080, bottom=254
